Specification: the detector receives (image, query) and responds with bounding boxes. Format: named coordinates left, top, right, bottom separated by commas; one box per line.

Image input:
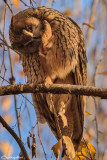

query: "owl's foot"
left=45, top=76, right=53, bottom=88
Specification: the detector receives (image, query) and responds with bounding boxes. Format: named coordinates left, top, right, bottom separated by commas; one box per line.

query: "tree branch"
left=0, top=116, right=30, bottom=160
left=0, top=83, right=107, bottom=99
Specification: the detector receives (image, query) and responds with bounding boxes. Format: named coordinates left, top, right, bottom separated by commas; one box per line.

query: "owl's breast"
left=20, top=53, right=46, bottom=84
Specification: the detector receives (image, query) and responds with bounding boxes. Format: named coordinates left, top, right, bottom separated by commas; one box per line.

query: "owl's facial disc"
left=11, top=16, right=42, bottom=52
left=23, top=17, right=42, bottom=38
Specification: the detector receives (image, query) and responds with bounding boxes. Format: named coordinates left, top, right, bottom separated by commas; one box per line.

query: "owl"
left=9, top=6, right=87, bottom=155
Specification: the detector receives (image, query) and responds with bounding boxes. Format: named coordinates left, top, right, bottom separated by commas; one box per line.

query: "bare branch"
left=0, top=116, right=30, bottom=160
left=3, top=0, right=13, bottom=14
left=86, top=0, right=99, bottom=47
left=84, top=22, right=96, bottom=29
left=0, top=83, right=107, bottom=99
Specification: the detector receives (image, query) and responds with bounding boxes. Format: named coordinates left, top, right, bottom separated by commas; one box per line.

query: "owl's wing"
left=71, top=53, right=87, bottom=150
left=66, top=17, right=87, bottom=149
left=32, top=93, right=58, bottom=136
left=72, top=22, right=87, bottom=150
left=32, top=94, right=46, bottom=123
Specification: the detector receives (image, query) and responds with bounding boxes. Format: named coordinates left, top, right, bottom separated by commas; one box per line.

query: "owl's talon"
left=45, top=76, right=53, bottom=88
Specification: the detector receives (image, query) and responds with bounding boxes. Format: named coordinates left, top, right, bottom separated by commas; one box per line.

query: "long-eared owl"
left=9, top=6, right=87, bottom=155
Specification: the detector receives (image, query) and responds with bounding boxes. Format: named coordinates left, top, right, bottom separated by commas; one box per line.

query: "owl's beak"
left=23, top=29, right=33, bottom=37
left=23, top=29, right=41, bottom=39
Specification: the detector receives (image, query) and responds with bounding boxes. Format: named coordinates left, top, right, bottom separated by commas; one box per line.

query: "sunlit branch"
left=0, top=83, right=107, bottom=99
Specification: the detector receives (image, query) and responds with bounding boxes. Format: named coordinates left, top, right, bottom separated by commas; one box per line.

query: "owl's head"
left=9, top=9, right=44, bottom=54
left=9, top=7, right=62, bottom=55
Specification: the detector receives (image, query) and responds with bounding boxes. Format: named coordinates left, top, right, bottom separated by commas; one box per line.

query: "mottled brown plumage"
left=9, top=6, right=87, bottom=152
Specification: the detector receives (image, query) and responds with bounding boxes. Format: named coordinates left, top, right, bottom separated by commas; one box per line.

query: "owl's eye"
left=26, top=25, right=32, bottom=32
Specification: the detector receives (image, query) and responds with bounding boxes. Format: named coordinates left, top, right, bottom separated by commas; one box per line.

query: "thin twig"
left=3, top=0, right=13, bottom=14
left=83, top=138, right=93, bottom=160
left=0, top=31, right=22, bottom=139
left=37, top=122, right=47, bottom=160
left=0, top=115, right=30, bottom=160
left=80, top=22, right=96, bottom=32
left=93, top=38, right=107, bottom=80
left=0, top=5, right=7, bottom=86
left=86, top=0, right=99, bottom=48
left=8, top=48, right=22, bottom=140
left=93, top=97, right=99, bottom=159
left=20, top=0, right=30, bottom=7
left=0, top=38, right=12, bottom=49
left=82, top=22, right=96, bottom=30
